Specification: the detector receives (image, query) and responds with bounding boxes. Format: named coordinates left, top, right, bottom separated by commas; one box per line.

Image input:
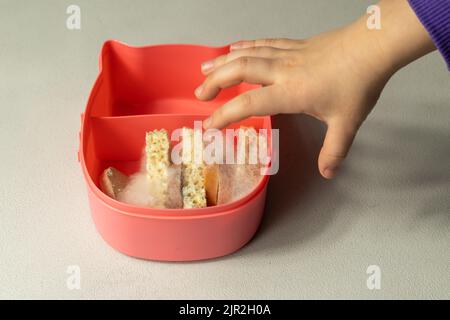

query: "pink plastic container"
left=78, top=40, right=272, bottom=261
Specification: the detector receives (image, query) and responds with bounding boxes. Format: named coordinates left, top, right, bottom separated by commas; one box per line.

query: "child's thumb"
left=318, top=120, right=359, bottom=179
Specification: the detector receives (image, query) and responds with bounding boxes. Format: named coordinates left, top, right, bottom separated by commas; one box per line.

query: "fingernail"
left=323, top=167, right=337, bottom=179
left=203, top=117, right=212, bottom=129
left=201, top=60, right=214, bottom=72
left=195, top=84, right=204, bottom=97
left=230, top=42, right=243, bottom=50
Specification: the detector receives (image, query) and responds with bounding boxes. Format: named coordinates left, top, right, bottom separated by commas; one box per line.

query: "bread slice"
left=180, top=127, right=207, bottom=208
left=217, top=126, right=265, bottom=204
left=145, top=129, right=170, bottom=207
left=100, top=167, right=128, bottom=199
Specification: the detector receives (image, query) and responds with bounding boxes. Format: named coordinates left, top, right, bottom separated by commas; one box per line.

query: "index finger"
left=203, top=86, right=284, bottom=129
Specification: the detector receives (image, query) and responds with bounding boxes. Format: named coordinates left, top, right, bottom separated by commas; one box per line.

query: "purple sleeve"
left=408, top=0, right=450, bottom=70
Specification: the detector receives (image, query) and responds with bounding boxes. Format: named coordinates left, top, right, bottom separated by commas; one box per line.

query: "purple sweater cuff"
left=408, top=0, right=450, bottom=70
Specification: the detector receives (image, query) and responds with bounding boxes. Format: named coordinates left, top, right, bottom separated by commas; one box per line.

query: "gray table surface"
left=1, top=0, right=449, bottom=299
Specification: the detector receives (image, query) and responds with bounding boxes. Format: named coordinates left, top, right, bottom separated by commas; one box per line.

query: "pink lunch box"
left=78, top=40, right=272, bottom=261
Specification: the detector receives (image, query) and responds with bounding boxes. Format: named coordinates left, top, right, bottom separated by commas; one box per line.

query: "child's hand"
left=196, top=30, right=389, bottom=179
left=195, top=0, right=435, bottom=179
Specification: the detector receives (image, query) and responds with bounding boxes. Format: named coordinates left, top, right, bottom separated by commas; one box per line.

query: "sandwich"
left=99, top=126, right=265, bottom=209
left=145, top=129, right=183, bottom=208
left=180, top=127, right=207, bottom=208
left=217, top=127, right=264, bottom=204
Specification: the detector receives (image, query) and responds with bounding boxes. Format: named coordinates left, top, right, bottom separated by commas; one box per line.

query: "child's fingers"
left=230, top=38, right=302, bottom=50
left=318, top=120, right=359, bottom=179
left=201, top=46, right=287, bottom=75
left=203, top=86, right=283, bottom=129
left=195, top=57, right=276, bottom=101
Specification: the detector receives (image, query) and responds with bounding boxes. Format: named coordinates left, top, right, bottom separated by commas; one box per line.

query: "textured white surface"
left=0, top=0, right=449, bottom=299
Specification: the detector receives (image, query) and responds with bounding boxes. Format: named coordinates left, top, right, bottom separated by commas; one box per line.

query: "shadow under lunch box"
left=78, top=40, right=272, bottom=261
